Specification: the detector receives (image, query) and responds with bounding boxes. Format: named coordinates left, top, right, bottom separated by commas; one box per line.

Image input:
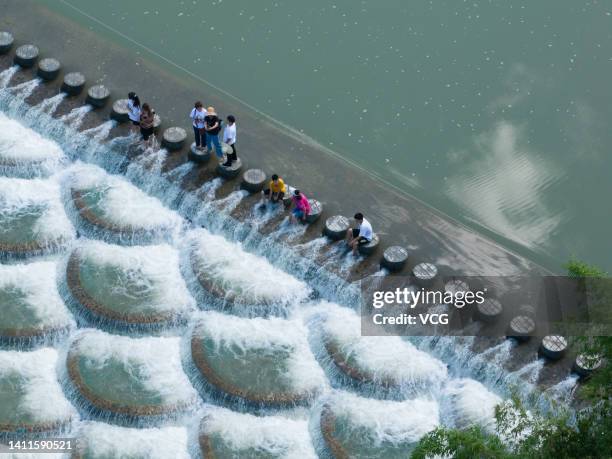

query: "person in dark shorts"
left=190, top=101, right=207, bottom=150
left=346, top=212, right=373, bottom=255
left=139, top=103, right=156, bottom=148
left=263, top=174, right=287, bottom=203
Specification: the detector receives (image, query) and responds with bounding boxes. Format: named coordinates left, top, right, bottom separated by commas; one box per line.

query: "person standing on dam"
left=127, top=92, right=141, bottom=134
left=222, top=115, right=237, bottom=167
left=346, top=212, right=373, bottom=255
left=190, top=101, right=207, bottom=150
left=204, top=106, right=223, bottom=159
left=139, top=103, right=156, bottom=148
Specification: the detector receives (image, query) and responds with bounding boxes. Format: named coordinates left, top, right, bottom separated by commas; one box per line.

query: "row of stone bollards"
left=0, top=31, right=600, bottom=381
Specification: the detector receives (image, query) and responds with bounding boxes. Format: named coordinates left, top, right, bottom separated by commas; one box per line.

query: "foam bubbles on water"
left=0, top=113, right=65, bottom=176
left=76, top=422, right=191, bottom=459
left=202, top=407, right=317, bottom=458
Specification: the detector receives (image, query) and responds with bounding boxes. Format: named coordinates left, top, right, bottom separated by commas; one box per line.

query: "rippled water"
left=0, top=74, right=577, bottom=457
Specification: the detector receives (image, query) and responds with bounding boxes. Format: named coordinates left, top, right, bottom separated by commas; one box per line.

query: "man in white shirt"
left=346, top=212, right=373, bottom=255
left=222, top=115, right=237, bottom=167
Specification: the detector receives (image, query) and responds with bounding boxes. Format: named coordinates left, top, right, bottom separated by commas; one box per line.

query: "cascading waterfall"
left=0, top=73, right=577, bottom=455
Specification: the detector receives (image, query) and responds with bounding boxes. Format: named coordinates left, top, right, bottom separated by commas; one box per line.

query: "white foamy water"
left=75, top=240, right=195, bottom=315
left=59, top=105, right=92, bottom=130
left=0, top=112, right=65, bottom=175
left=71, top=330, right=198, bottom=406
left=0, top=261, right=74, bottom=331
left=6, top=78, right=40, bottom=99
left=31, top=92, right=66, bottom=115
left=0, top=348, right=76, bottom=423
left=203, top=407, right=317, bottom=458
left=189, top=228, right=310, bottom=306
left=196, top=311, right=327, bottom=395
left=442, top=378, right=502, bottom=432
left=0, top=176, right=75, bottom=243
left=76, top=422, right=190, bottom=459
left=319, top=304, right=448, bottom=388
left=66, top=163, right=183, bottom=233
left=324, top=391, right=439, bottom=446
left=0, top=66, right=18, bottom=88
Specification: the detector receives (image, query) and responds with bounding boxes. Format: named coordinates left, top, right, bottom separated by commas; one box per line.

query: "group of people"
left=129, top=93, right=372, bottom=255
left=262, top=174, right=373, bottom=255
left=189, top=101, right=238, bottom=167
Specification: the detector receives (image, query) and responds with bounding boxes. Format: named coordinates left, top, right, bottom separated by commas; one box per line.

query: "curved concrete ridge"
left=71, top=188, right=146, bottom=237
left=189, top=250, right=274, bottom=310
left=66, top=339, right=191, bottom=417
left=0, top=323, right=69, bottom=341
left=190, top=332, right=313, bottom=405
left=0, top=418, right=69, bottom=437
left=320, top=406, right=349, bottom=459
left=65, top=251, right=178, bottom=326
left=324, top=339, right=396, bottom=389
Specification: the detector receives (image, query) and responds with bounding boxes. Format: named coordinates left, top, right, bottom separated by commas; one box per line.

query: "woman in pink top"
left=290, top=189, right=311, bottom=223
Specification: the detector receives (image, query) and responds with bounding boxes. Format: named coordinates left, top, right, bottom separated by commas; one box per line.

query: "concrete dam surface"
left=0, top=1, right=601, bottom=458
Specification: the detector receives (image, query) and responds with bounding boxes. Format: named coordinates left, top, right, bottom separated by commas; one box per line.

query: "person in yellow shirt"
left=263, top=174, right=287, bottom=203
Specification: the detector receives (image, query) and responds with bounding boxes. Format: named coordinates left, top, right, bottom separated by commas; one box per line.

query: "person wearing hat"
left=290, top=189, right=311, bottom=223
left=346, top=212, right=373, bottom=255
left=204, top=106, right=223, bottom=159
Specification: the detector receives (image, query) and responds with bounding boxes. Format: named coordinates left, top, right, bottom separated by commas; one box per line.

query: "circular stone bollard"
left=36, top=58, right=61, bottom=81
left=324, top=215, right=350, bottom=240
left=162, top=127, right=187, bottom=151
left=473, top=297, right=503, bottom=324
left=539, top=335, right=568, bottom=361
left=110, top=98, right=130, bottom=123
left=241, top=168, right=266, bottom=193
left=381, top=246, right=409, bottom=272
left=217, top=158, right=243, bottom=179
left=188, top=142, right=211, bottom=164
left=358, top=233, right=380, bottom=256
left=14, top=44, right=39, bottom=68
left=61, top=72, right=86, bottom=96
left=445, top=279, right=471, bottom=308
left=86, top=84, right=111, bottom=108
left=0, top=32, right=15, bottom=55
left=572, top=353, right=602, bottom=378
left=413, top=262, right=438, bottom=287
left=507, top=315, right=536, bottom=342
left=305, top=199, right=323, bottom=223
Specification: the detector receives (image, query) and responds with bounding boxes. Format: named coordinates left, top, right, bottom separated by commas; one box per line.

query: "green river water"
left=40, top=0, right=612, bottom=271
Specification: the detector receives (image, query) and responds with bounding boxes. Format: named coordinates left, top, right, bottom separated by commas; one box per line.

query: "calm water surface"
left=41, top=0, right=612, bottom=271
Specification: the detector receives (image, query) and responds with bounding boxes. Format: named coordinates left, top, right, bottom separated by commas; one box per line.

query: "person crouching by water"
left=190, top=101, right=206, bottom=150
left=127, top=92, right=141, bottom=134
left=290, top=189, right=311, bottom=224
left=346, top=212, right=373, bottom=255
left=222, top=115, right=237, bottom=167
left=139, top=103, right=156, bottom=149
left=263, top=174, right=287, bottom=204
left=204, top=106, right=223, bottom=159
